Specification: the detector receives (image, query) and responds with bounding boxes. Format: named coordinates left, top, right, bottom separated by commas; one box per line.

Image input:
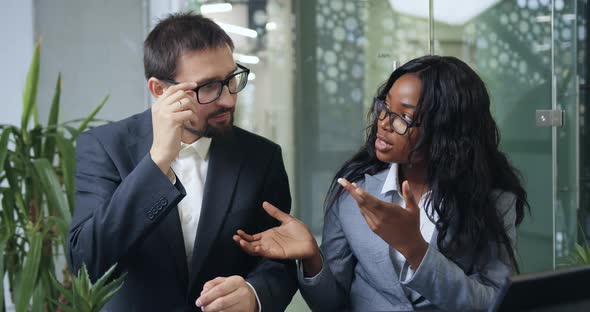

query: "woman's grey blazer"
left=298, top=169, right=517, bottom=311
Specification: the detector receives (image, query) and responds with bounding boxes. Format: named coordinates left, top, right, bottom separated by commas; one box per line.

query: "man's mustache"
left=207, top=108, right=233, bottom=119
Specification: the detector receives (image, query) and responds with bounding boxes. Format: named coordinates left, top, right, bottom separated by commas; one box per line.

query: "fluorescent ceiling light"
left=234, top=53, right=260, bottom=64
left=535, top=15, right=551, bottom=23
left=388, top=0, right=501, bottom=25
left=216, top=22, right=258, bottom=38
left=265, top=22, right=277, bottom=31
left=200, top=3, right=232, bottom=14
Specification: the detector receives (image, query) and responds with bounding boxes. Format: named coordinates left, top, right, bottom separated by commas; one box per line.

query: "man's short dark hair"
left=143, top=12, right=234, bottom=80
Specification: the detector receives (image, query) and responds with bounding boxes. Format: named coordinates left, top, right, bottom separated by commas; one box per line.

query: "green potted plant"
left=0, top=42, right=125, bottom=312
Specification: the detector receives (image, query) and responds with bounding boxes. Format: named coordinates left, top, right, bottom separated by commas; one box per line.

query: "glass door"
left=431, top=0, right=585, bottom=273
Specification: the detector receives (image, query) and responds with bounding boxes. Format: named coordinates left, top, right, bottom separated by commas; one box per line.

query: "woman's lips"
left=375, top=134, right=393, bottom=152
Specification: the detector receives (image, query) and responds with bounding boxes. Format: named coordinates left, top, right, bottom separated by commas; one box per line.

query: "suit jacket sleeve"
left=67, top=131, right=185, bottom=281
left=297, top=196, right=357, bottom=312
left=402, top=192, right=518, bottom=310
left=245, top=145, right=298, bottom=311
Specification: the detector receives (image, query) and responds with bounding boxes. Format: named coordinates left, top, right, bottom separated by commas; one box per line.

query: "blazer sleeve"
left=67, top=131, right=185, bottom=281
left=297, top=196, right=357, bottom=312
left=244, top=145, right=298, bottom=312
left=401, top=192, right=518, bottom=311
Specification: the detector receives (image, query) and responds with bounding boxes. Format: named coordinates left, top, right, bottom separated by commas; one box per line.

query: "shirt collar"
left=178, top=137, right=212, bottom=160
left=381, top=163, right=401, bottom=194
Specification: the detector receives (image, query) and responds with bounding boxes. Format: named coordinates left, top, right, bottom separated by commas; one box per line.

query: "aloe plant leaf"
left=0, top=236, right=7, bottom=309
left=76, top=95, right=108, bottom=138
left=21, top=41, right=41, bottom=132
left=0, top=129, right=10, bottom=168
left=43, top=73, right=62, bottom=162
left=15, top=231, right=43, bottom=312
left=31, top=158, right=71, bottom=225
left=56, top=131, right=76, bottom=210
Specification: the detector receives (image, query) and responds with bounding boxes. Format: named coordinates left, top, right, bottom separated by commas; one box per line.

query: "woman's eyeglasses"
left=373, top=98, right=420, bottom=135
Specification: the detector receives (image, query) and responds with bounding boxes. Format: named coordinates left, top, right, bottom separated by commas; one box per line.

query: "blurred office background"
left=2, top=0, right=588, bottom=310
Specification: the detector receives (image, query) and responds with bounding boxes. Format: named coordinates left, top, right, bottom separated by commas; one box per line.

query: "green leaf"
left=0, top=129, right=10, bottom=169
left=76, top=95, right=108, bottom=139
left=47, top=216, right=69, bottom=246
left=31, top=125, right=44, bottom=159
left=75, top=264, right=90, bottom=294
left=63, top=125, right=81, bottom=139
left=43, top=73, right=62, bottom=162
left=31, top=159, right=71, bottom=225
left=15, top=231, right=43, bottom=312
left=49, top=299, right=77, bottom=312
left=56, top=131, right=76, bottom=211
left=94, top=273, right=127, bottom=310
left=0, top=236, right=8, bottom=309
left=574, top=243, right=590, bottom=264
left=21, top=41, right=41, bottom=132
left=49, top=273, right=75, bottom=305
left=31, top=282, right=44, bottom=312
left=4, top=163, right=28, bottom=224
left=1, top=190, right=16, bottom=237
left=90, top=263, right=119, bottom=293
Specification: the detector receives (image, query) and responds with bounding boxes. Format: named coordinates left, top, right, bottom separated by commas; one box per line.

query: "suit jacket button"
left=160, top=198, right=168, bottom=206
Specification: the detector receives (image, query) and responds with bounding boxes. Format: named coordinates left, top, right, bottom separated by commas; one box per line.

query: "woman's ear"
left=147, top=77, right=167, bottom=99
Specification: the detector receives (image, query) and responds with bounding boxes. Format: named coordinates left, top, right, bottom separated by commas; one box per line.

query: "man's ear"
left=147, top=77, right=167, bottom=99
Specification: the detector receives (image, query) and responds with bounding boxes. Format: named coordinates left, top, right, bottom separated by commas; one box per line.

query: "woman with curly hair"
left=234, top=55, right=529, bottom=311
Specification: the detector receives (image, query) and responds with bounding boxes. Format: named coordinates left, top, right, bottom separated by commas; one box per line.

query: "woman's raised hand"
left=233, top=201, right=319, bottom=260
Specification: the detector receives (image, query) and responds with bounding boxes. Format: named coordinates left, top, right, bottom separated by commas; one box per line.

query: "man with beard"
left=67, top=13, right=297, bottom=311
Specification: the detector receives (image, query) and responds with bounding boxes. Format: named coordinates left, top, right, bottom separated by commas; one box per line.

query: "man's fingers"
left=161, top=81, right=197, bottom=97
left=262, top=201, right=291, bottom=224
left=201, top=293, right=241, bottom=312
left=201, top=277, right=226, bottom=296
left=169, top=110, right=194, bottom=123
left=163, top=91, right=197, bottom=112
left=197, top=276, right=243, bottom=308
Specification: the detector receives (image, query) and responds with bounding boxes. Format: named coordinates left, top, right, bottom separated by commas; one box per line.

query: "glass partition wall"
left=431, top=0, right=587, bottom=272
left=178, top=0, right=588, bottom=270
left=293, top=0, right=588, bottom=274
left=155, top=2, right=588, bottom=310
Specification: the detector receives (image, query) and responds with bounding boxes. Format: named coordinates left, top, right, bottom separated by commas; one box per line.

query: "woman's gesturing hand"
left=338, top=178, right=428, bottom=269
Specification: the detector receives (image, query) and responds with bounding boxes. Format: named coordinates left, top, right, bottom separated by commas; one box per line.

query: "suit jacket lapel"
left=363, top=172, right=413, bottom=305
left=187, top=128, right=244, bottom=293
left=127, top=109, right=189, bottom=290
left=363, top=172, right=401, bottom=276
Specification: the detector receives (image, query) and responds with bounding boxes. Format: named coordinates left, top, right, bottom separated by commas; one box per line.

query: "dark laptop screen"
left=490, top=265, right=590, bottom=312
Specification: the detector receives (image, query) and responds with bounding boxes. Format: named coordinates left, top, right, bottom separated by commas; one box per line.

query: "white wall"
left=34, top=0, right=149, bottom=125
left=1, top=2, right=34, bottom=308
left=0, top=0, right=34, bottom=126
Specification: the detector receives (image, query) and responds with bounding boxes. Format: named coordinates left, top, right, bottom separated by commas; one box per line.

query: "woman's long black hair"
left=325, top=55, right=529, bottom=272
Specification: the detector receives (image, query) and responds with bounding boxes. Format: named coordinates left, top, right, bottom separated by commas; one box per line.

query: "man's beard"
left=184, top=108, right=234, bottom=138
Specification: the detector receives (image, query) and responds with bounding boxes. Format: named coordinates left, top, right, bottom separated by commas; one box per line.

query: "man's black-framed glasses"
left=163, top=63, right=250, bottom=104
left=373, top=97, right=420, bottom=135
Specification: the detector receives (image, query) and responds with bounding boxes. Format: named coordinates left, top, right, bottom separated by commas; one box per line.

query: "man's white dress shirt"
left=168, top=138, right=261, bottom=311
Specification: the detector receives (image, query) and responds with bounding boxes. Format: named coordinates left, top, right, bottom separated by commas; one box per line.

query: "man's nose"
left=216, top=85, right=236, bottom=108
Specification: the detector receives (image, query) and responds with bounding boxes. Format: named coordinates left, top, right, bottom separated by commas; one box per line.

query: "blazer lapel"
left=363, top=172, right=413, bottom=304
left=187, top=129, right=244, bottom=293
left=363, top=172, right=397, bottom=271
left=127, top=109, right=189, bottom=290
